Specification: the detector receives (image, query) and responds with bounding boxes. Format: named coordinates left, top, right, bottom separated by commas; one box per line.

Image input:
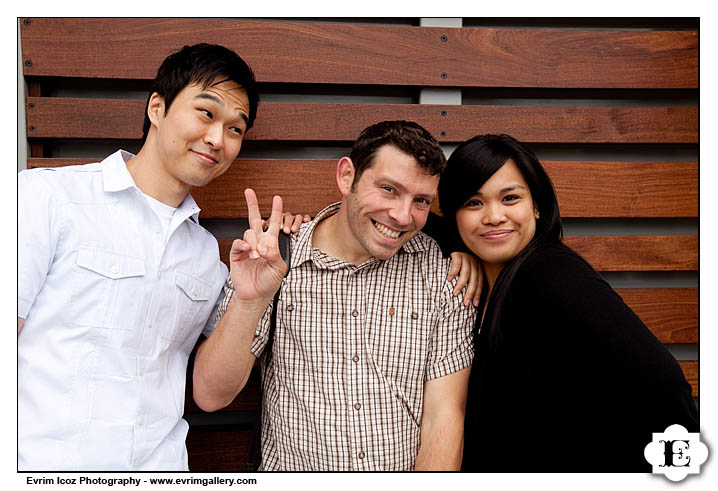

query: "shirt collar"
left=100, top=149, right=201, bottom=224
left=292, top=202, right=429, bottom=269
left=101, top=150, right=137, bottom=193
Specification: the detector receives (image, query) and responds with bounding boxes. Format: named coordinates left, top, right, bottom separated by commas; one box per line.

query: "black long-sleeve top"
left=456, top=242, right=698, bottom=472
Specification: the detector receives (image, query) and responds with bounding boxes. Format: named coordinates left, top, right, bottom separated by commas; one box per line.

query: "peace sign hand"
left=228, top=188, right=288, bottom=305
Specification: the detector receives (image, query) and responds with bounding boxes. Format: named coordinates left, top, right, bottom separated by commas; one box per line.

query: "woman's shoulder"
left=506, top=242, right=609, bottom=306
left=518, top=242, right=594, bottom=279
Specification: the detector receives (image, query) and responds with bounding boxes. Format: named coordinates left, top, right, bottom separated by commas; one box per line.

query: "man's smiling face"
left=150, top=77, right=250, bottom=193
left=343, top=144, right=439, bottom=261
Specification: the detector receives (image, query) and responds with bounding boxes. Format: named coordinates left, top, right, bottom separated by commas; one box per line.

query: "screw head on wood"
left=25, top=59, right=33, bottom=67
left=440, top=131, right=446, bottom=137
left=23, top=19, right=31, bottom=26
left=28, top=103, right=35, bottom=109
left=441, top=110, right=447, bottom=116
left=29, top=125, right=36, bottom=132
left=440, top=35, right=448, bottom=42
left=441, top=72, right=447, bottom=79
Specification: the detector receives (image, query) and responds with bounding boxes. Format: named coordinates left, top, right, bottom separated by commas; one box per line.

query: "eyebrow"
left=194, top=92, right=249, bottom=124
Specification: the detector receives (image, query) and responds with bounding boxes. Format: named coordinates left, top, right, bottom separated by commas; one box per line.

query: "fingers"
left=449, top=252, right=467, bottom=295
left=280, top=213, right=292, bottom=234
left=289, top=215, right=302, bottom=233
left=289, top=214, right=308, bottom=233
left=448, top=253, right=462, bottom=282
left=233, top=228, right=282, bottom=266
left=280, top=213, right=302, bottom=234
left=241, top=191, right=286, bottom=265
left=265, top=195, right=284, bottom=240
left=244, top=188, right=263, bottom=234
left=228, top=237, right=252, bottom=263
left=464, top=264, right=479, bottom=307
left=449, top=252, right=483, bottom=307
left=280, top=212, right=311, bottom=233
left=454, top=265, right=470, bottom=299
left=243, top=229, right=260, bottom=259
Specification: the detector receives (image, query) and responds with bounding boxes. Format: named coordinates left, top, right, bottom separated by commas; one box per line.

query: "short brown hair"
left=349, top=121, right=446, bottom=189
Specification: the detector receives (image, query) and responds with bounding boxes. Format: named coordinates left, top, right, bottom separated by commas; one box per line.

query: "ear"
left=147, top=92, right=166, bottom=128
left=336, top=157, right=356, bottom=197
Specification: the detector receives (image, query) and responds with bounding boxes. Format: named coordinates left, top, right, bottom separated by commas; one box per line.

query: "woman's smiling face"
left=455, top=159, right=538, bottom=276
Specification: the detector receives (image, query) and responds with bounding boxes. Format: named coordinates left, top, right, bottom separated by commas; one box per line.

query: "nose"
left=203, top=123, right=224, bottom=150
left=387, top=198, right=413, bottom=226
left=482, top=202, right=506, bottom=225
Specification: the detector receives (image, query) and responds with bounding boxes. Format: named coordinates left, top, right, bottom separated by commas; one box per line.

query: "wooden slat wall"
left=20, top=18, right=697, bottom=88
left=25, top=98, right=698, bottom=144
left=27, top=158, right=698, bottom=218
left=19, top=17, right=699, bottom=472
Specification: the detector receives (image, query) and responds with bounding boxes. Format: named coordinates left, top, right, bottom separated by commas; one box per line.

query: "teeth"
left=373, top=221, right=401, bottom=239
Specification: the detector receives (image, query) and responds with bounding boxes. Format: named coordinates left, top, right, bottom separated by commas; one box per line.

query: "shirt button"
left=192, top=288, right=199, bottom=296
left=110, top=265, right=120, bottom=274
left=352, top=355, right=359, bottom=363
left=287, top=304, right=294, bottom=312
left=352, top=310, right=359, bottom=317
left=154, top=226, right=161, bottom=234
left=411, top=311, right=419, bottom=320
left=354, top=403, right=361, bottom=410
left=389, top=308, right=395, bottom=316
left=147, top=320, right=153, bottom=329
left=358, top=451, right=365, bottom=460
left=157, top=272, right=162, bottom=280
left=138, top=368, right=144, bottom=376
left=137, top=418, right=144, bottom=426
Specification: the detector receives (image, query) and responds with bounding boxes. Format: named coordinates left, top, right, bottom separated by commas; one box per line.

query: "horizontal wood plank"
left=615, top=289, right=697, bottom=343
left=545, top=161, right=697, bottom=218
left=564, top=235, right=697, bottom=271
left=26, top=158, right=697, bottom=219
left=25, top=98, right=698, bottom=144
left=20, top=18, right=697, bottom=88
left=679, top=361, right=698, bottom=398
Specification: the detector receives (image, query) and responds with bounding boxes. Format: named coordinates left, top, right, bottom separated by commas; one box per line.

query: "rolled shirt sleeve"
left=424, top=272, right=477, bottom=381
left=201, top=260, right=229, bottom=337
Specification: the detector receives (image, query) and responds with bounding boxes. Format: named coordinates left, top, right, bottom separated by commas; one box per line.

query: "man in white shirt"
left=17, top=43, right=260, bottom=470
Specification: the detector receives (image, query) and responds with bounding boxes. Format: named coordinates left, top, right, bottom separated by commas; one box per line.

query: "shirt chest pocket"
left=70, top=246, right=146, bottom=329
left=164, top=271, right=213, bottom=342
left=367, top=305, right=433, bottom=381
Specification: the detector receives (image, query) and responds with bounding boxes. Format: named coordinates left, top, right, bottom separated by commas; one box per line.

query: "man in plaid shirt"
left=193, top=121, right=477, bottom=470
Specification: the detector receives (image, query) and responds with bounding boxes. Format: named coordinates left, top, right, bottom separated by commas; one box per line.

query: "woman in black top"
left=435, top=134, right=697, bottom=472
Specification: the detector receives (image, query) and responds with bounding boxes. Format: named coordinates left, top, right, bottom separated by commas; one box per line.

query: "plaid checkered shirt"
left=216, top=203, right=476, bottom=470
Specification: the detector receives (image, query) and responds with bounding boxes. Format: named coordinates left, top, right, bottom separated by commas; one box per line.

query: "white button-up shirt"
left=18, top=150, right=228, bottom=470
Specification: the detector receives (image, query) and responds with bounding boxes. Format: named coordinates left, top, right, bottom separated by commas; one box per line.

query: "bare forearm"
left=414, top=367, right=470, bottom=471
left=192, top=298, right=267, bottom=412
left=414, top=408, right=465, bottom=470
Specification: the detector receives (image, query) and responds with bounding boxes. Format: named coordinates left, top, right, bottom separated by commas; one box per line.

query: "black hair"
left=349, top=120, right=446, bottom=189
left=141, top=43, right=259, bottom=143
left=438, top=134, right=563, bottom=347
